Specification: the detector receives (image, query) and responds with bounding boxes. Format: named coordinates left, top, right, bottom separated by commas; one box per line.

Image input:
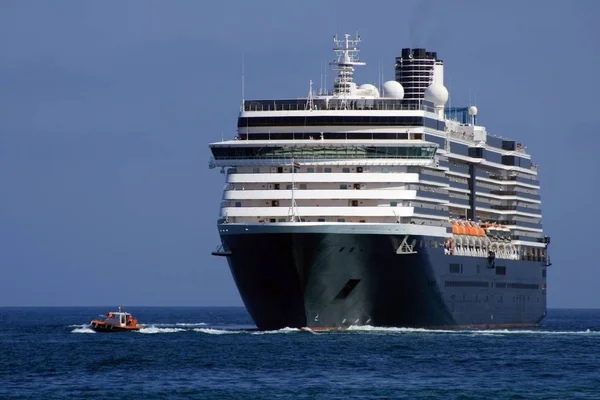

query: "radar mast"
left=330, top=33, right=365, bottom=97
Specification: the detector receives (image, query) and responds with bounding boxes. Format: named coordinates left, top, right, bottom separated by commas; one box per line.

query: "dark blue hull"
left=219, top=228, right=547, bottom=330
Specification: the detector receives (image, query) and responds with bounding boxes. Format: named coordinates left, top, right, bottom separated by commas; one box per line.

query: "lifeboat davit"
left=90, top=306, right=144, bottom=332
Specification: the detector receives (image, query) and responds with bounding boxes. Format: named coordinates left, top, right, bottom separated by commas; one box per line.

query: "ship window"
left=390, top=201, right=398, bottom=207
left=324, top=167, right=332, bottom=173
left=269, top=218, right=276, bottom=223
left=335, top=279, right=361, bottom=300
left=277, top=167, right=283, bottom=173
left=542, top=269, right=546, bottom=278
left=235, top=202, right=242, bottom=207
left=277, top=218, right=286, bottom=222
left=342, top=168, right=350, bottom=173
left=317, top=218, right=325, bottom=222
left=299, top=184, right=307, bottom=190
left=274, top=183, right=280, bottom=190
left=449, top=263, right=461, bottom=274
left=337, top=218, right=345, bottom=222
left=357, top=167, right=363, bottom=173
left=253, top=168, right=260, bottom=173
left=271, top=200, right=279, bottom=207
left=286, top=184, right=292, bottom=190
left=351, top=200, right=359, bottom=207
left=340, top=184, right=348, bottom=189
left=307, top=167, right=315, bottom=173
left=496, top=266, right=507, bottom=275
left=382, top=168, right=390, bottom=173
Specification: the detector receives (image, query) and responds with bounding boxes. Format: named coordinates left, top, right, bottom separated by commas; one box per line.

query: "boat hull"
left=218, top=224, right=547, bottom=330
left=90, top=321, right=142, bottom=332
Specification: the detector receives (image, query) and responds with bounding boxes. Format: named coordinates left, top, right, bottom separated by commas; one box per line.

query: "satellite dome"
left=357, top=84, right=380, bottom=97
left=468, top=105, right=478, bottom=116
left=424, top=83, right=449, bottom=107
left=383, top=80, right=404, bottom=98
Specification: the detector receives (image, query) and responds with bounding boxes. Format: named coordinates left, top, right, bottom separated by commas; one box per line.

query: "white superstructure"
left=209, top=35, right=548, bottom=264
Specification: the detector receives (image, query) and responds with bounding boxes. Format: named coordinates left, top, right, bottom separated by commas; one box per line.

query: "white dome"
left=357, top=83, right=380, bottom=98
left=383, top=80, right=404, bottom=99
left=424, top=84, right=449, bottom=107
left=468, top=105, right=478, bottom=116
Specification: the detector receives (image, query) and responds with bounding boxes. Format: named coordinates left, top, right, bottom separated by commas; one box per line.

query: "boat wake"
left=151, top=322, right=208, bottom=328
left=251, top=327, right=302, bottom=335
left=138, top=327, right=187, bottom=334
left=71, top=324, right=95, bottom=334
left=345, top=325, right=600, bottom=336
left=193, top=328, right=243, bottom=335
left=69, top=323, right=598, bottom=337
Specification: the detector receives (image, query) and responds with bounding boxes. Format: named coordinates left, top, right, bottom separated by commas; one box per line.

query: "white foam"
left=346, top=325, right=600, bottom=336
left=193, top=328, right=242, bottom=335
left=71, top=325, right=95, bottom=334
left=464, top=328, right=600, bottom=336
left=175, top=322, right=207, bottom=327
left=137, top=327, right=186, bottom=334
left=346, top=325, right=455, bottom=334
left=252, top=327, right=301, bottom=335
left=150, top=322, right=208, bottom=328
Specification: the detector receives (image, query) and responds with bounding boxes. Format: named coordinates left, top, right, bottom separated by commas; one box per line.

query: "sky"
left=0, top=0, right=599, bottom=308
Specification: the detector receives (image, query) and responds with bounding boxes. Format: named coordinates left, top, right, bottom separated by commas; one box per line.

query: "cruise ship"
left=209, top=34, right=551, bottom=330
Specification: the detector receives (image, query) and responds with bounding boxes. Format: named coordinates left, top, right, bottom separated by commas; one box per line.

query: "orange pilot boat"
left=90, top=306, right=144, bottom=332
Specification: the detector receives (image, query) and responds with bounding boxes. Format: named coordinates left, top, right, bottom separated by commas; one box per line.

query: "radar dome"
left=357, top=84, right=380, bottom=97
left=468, top=105, right=478, bottom=116
left=383, top=80, right=404, bottom=98
left=424, top=84, right=449, bottom=107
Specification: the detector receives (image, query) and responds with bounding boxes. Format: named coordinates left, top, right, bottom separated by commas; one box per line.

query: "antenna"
left=306, top=80, right=314, bottom=110
left=241, top=53, right=245, bottom=102
left=378, top=60, right=382, bottom=94
left=448, top=76, right=451, bottom=117
left=330, top=33, right=366, bottom=97
left=320, top=60, right=323, bottom=95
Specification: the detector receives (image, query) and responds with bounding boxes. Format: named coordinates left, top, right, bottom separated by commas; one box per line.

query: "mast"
left=330, top=33, right=365, bottom=97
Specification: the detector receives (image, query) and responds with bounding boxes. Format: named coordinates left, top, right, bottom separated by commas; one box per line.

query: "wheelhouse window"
left=210, top=145, right=437, bottom=161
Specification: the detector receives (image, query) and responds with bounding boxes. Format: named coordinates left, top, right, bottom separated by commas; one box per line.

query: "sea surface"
left=1, top=307, right=600, bottom=399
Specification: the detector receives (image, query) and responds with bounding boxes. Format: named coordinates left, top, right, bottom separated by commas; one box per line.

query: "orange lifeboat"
left=452, top=221, right=459, bottom=234
left=90, top=306, right=144, bottom=332
left=467, top=222, right=476, bottom=235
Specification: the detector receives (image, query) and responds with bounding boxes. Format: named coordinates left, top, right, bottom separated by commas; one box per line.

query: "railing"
left=243, top=98, right=436, bottom=113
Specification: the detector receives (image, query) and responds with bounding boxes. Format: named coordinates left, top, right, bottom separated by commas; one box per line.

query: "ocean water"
left=1, top=308, right=600, bottom=399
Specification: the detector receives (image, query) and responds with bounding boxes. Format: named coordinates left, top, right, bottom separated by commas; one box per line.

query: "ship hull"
left=218, top=224, right=547, bottom=330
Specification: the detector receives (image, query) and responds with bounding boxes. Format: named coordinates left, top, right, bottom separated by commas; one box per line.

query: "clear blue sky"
left=1, top=0, right=598, bottom=308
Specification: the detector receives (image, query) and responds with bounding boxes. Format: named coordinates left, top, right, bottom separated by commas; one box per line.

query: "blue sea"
left=1, top=307, right=600, bottom=399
